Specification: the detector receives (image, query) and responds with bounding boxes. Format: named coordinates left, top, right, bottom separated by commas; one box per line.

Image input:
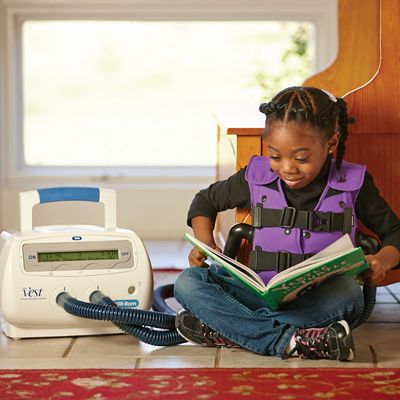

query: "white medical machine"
left=0, top=187, right=153, bottom=339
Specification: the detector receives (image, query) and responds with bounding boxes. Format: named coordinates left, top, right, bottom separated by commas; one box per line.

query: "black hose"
left=57, top=292, right=186, bottom=346
left=58, top=292, right=176, bottom=329
left=152, top=283, right=176, bottom=314
left=95, top=294, right=186, bottom=346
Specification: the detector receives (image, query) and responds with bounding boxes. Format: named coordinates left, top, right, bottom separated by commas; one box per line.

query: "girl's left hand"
left=359, top=246, right=400, bottom=286
left=361, top=254, right=389, bottom=285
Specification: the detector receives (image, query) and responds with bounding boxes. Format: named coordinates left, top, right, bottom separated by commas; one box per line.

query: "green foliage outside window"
left=252, top=25, right=313, bottom=101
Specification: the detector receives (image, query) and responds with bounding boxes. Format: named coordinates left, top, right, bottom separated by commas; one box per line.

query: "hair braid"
left=335, top=98, right=350, bottom=178
left=283, top=92, right=297, bottom=122
left=300, top=90, right=318, bottom=119
left=259, top=102, right=277, bottom=115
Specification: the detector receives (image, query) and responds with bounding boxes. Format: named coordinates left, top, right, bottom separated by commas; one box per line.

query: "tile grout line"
left=62, top=337, right=77, bottom=358
left=384, top=286, right=400, bottom=303
left=368, top=345, right=378, bottom=366
left=135, top=357, right=142, bottom=369
left=214, top=348, right=221, bottom=368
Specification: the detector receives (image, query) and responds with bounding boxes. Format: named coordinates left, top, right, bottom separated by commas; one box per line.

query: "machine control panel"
left=22, top=240, right=134, bottom=272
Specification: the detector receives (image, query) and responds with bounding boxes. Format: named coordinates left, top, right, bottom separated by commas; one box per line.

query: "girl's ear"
left=328, top=132, right=340, bottom=154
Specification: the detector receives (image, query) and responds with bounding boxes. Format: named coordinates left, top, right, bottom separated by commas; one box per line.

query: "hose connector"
left=56, top=292, right=72, bottom=308
left=89, top=290, right=107, bottom=304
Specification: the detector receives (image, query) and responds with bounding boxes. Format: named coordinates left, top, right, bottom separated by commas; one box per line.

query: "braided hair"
left=259, top=86, right=351, bottom=179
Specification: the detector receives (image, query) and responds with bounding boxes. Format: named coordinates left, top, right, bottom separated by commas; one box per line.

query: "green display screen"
left=38, top=249, right=119, bottom=263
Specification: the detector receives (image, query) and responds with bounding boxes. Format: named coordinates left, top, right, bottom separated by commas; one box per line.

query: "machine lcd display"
left=38, top=250, right=119, bottom=263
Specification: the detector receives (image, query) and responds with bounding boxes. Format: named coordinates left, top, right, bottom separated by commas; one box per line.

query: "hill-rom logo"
left=114, top=299, right=139, bottom=308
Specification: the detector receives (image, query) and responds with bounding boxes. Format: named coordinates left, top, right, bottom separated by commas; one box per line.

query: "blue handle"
left=37, top=187, right=100, bottom=204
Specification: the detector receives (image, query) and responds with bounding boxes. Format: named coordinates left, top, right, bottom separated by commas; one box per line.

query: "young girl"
left=174, top=86, right=400, bottom=361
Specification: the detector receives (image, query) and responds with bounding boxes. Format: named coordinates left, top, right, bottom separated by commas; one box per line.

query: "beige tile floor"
left=1, top=241, right=400, bottom=370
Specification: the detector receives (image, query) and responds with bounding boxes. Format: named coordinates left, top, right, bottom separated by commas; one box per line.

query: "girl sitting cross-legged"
left=174, top=86, right=400, bottom=361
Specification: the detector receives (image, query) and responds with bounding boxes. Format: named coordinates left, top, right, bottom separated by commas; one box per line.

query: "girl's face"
left=266, top=121, right=339, bottom=190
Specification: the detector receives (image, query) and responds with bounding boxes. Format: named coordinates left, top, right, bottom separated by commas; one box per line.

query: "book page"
left=273, top=234, right=354, bottom=275
left=301, top=234, right=354, bottom=261
left=276, top=258, right=367, bottom=305
left=266, top=235, right=357, bottom=288
left=184, top=233, right=266, bottom=289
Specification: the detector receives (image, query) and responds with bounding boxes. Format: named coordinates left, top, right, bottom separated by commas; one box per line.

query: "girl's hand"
left=188, top=216, right=222, bottom=267
left=360, top=246, right=400, bottom=285
left=188, top=246, right=222, bottom=267
left=361, top=254, right=390, bottom=285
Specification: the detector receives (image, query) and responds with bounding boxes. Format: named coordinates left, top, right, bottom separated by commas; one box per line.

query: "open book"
left=184, top=233, right=369, bottom=310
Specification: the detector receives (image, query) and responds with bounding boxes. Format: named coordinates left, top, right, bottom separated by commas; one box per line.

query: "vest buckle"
left=308, top=211, right=332, bottom=232
left=280, top=207, right=296, bottom=229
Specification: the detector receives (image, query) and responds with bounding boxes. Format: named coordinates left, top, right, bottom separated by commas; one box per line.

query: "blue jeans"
left=174, top=265, right=364, bottom=356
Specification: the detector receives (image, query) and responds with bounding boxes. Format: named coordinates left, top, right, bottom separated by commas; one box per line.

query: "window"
left=23, top=20, right=314, bottom=169
left=0, top=0, right=337, bottom=238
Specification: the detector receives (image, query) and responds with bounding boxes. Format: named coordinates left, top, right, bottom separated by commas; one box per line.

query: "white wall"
left=0, top=0, right=338, bottom=238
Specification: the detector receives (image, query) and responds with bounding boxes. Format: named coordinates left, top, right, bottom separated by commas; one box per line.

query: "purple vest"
left=245, top=156, right=366, bottom=283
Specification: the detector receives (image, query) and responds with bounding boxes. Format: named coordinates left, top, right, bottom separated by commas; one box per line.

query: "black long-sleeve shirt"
left=188, top=158, right=400, bottom=250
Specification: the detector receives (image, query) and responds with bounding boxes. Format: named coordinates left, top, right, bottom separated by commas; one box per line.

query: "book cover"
left=184, top=233, right=369, bottom=310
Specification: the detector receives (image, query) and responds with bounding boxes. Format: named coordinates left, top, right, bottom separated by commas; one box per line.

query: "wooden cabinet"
left=215, top=109, right=263, bottom=243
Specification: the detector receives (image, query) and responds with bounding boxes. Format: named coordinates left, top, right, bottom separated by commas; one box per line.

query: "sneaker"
left=175, top=309, right=237, bottom=347
left=283, top=320, right=355, bottom=361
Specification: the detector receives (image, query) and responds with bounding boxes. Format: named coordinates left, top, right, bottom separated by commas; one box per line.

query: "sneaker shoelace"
left=200, top=323, right=236, bottom=347
left=283, top=326, right=333, bottom=360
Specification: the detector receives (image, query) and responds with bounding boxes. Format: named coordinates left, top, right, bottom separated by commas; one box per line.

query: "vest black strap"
left=251, top=204, right=353, bottom=234
left=249, top=249, right=315, bottom=272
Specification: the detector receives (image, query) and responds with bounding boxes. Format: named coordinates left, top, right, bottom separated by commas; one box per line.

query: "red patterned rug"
left=1, top=368, right=400, bottom=399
